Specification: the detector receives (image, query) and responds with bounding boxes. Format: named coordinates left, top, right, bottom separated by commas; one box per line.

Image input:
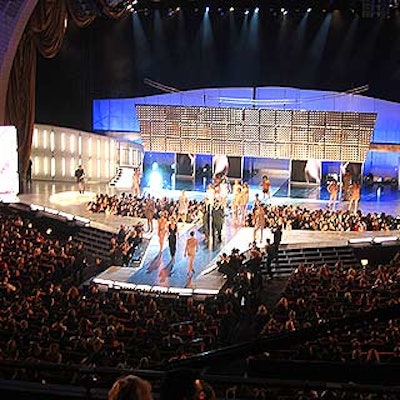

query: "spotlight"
left=46, top=228, right=52, bottom=235
left=149, top=162, right=163, bottom=190
left=244, top=9, right=250, bottom=15
left=283, top=9, right=288, bottom=15
left=254, top=7, right=259, bottom=13
left=281, top=7, right=285, bottom=13
left=229, top=6, right=234, bottom=12
left=307, top=7, right=312, bottom=13
left=205, top=6, right=209, bottom=13
left=176, top=6, right=180, bottom=12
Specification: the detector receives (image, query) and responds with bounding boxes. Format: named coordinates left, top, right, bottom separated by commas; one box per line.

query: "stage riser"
left=269, top=246, right=359, bottom=276
left=75, top=227, right=114, bottom=262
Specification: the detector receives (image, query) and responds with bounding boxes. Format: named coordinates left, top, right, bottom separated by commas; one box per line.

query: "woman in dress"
left=178, top=189, right=189, bottom=223
left=168, top=215, right=178, bottom=259
left=240, top=182, right=250, bottom=225
left=231, top=180, right=242, bottom=223
left=144, top=196, right=156, bottom=233
left=157, top=211, right=169, bottom=253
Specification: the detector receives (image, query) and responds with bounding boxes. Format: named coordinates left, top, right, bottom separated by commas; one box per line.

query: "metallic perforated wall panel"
left=137, top=105, right=376, bottom=162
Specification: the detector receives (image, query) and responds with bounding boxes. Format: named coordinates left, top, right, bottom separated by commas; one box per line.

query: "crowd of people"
left=86, top=184, right=400, bottom=236
left=247, top=204, right=400, bottom=232
left=260, top=259, right=400, bottom=364
left=0, top=205, right=399, bottom=398
left=86, top=192, right=205, bottom=224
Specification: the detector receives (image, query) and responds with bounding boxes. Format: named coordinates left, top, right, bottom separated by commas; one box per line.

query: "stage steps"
left=76, top=225, right=151, bottom=269
left=109, top=166, right=134, bottom=189
left=270, top=245, right=359, bottom=276
left=75, top=226, right=113, bottom=263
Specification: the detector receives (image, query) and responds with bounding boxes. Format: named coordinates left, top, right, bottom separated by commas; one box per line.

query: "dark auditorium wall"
left=36, top=9, right=400, bottom=132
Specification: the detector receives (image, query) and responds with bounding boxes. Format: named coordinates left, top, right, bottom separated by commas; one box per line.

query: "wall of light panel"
left=31, top=124, right=137, bottom=182
left=137, top=105, right=376, bottom=163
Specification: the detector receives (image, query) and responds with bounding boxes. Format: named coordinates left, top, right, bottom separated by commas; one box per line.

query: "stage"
left=14, top=180, right=400, bottom=296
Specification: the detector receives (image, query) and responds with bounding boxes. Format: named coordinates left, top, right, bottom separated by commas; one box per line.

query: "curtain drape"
left=5, top=0, right=128, bottom=193
left=5, top=0, right=68, bottom=193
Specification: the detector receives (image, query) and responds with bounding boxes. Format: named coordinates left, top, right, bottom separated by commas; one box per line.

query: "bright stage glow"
left=30, top=204, right=45, bottom=211
left=348, top=237, right=373, bottom=245
left=373, top=236, right=399, bottom=244
left=149, top=162, right=163, bottom=190
left=0, top=126, right=19, bottom=201
left=254, top=7, right=259, bottom=13
left=205, top=6, right=209, bottom=13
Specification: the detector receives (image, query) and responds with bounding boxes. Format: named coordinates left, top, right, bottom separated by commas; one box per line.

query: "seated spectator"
left=108, top=374, right=152, bottom=400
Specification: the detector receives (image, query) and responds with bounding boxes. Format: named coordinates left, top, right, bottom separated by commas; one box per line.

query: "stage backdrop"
left=0, top=126, right=19, bottom=200
left=93, top=87, right=400, bottom=178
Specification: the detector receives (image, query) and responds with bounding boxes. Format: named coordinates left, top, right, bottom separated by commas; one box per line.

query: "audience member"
left=108, top=374, right=152, bottom=400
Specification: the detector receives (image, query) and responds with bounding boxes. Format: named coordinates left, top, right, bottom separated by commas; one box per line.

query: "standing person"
left=260, top=175, right=271, bottom=201
left=231, top=180, right=242, bottom=223
left=75, top=165, right=86, bottom=194
left=327, top=179, right=339, bottom=210
left=212, top=201, right=225, bottom=243
left=253, top=205, right=266, bottom=243
left=348, top=181, right=361, bottom=214
left=157, top=211, right=169, bottom=254
left=144, top=196, right=156, bottom=233
left=185, top=231, right=198, bottom=278
left=239, top=182, right=250, bottom=225
left=273, top=225, right=282, bottom=266
left=342, top=171, right=351, bottom=201
left=168, top=215, right=178, bottom=260
left=265, top=238, right=275, bottom=280
left=252, top=193, right=261, bottom=211
left=178, top=189, right=189, bottom=223
left=26, top=159, right=33, bottom=184
left=131, top=168, right=141, bottom=198
left=273, top=225, right=282, bottom=248
left=219, top=176, right=230, bottom=211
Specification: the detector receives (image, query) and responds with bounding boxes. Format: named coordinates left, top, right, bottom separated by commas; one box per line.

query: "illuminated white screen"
left=0, top=126, right=19, bottom=200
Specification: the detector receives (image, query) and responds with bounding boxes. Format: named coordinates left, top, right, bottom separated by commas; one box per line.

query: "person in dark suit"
left=26, top=159, right=33, bottom=184
left=273, top=225, right=282, bottom=248
left=265, top=238, right=275, bottom=280
left=273, top=225, right=282, bottom=267
left=74, top=165, right=86, bottom=194
left=212, top=201, right=225, bottom=242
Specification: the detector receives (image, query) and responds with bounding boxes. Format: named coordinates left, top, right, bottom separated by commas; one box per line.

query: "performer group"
left=113, top=165, right=361, bottom=281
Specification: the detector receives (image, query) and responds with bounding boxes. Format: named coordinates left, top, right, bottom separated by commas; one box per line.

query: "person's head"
left=108, top=375, right=152, bottom=400
left=160, top=369, right=204, bottom=400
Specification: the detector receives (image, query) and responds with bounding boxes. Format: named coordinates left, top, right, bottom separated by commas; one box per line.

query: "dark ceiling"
left=71, top=0, right=400, bottom=19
